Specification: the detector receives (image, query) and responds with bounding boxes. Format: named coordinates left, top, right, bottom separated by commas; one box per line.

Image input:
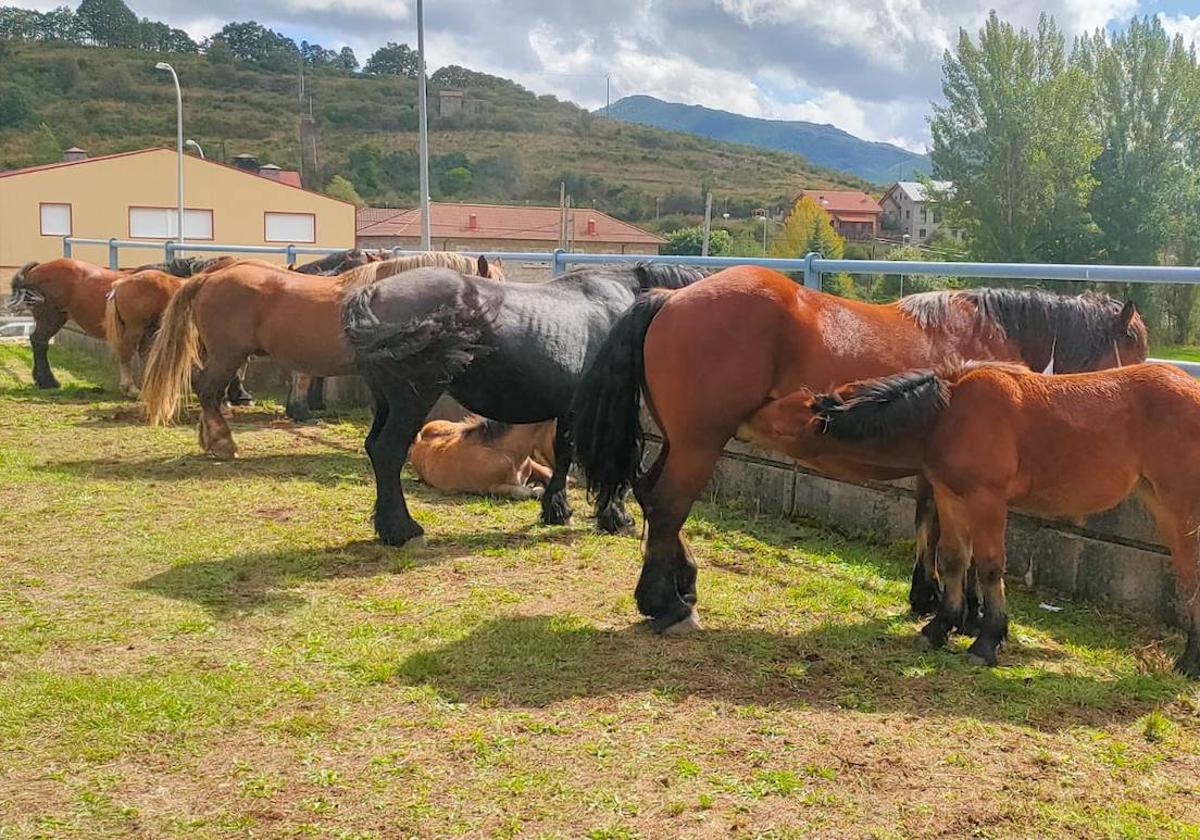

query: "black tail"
left=811, top=370, right=949, bottom=442
left=342, top=283, right=493, bottom=387
left=572, top=289, right=673, bottom=508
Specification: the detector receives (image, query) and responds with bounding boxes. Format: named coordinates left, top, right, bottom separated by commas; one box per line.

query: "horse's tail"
left=141, top=276, right=206, bottom=425
left=572, top=289, right=673, bottom=511
left=810, top=369, right=950, bottom=443
left=102, top=283, right=125, bottom=357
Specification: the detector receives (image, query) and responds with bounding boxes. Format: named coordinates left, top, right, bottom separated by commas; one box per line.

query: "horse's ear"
left=477, top=255, right=490, bottom=277
left=1116, top=300, right=1138, bottom=333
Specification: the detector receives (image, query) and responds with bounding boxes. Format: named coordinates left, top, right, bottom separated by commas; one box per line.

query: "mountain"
left=604, top=95, right=930, bottom=184
left=0, top=43, right=873, bottom=224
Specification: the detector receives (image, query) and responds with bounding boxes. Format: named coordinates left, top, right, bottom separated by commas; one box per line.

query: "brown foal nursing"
left=743, top=362, right=1200, bottom=676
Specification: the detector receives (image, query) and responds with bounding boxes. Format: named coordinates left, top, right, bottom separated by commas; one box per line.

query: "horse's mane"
left=556, top=262, right=706, bottom=292
left=898, top=287, right=1144, bottom=369
left=459, top=414, right=514, bottom=444
left=338, top=252, right=483, bottom=289
left=811, top=369, right=950, bottom=442
left=11, top=261, right=39, bottom=286
left=292, top=249, right=383, bottom=276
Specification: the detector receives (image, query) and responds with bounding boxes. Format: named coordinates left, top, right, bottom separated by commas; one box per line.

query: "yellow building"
left=0, top=147, right=355, bottom=292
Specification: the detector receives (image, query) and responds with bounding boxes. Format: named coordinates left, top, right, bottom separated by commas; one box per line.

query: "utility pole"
left=558, top=181, right=566, bottom=249
left=700, top=191, right=713, bottom=257
left=605, top=73, right=611, bottom=118
left=416, top=0, right=432, bottom=250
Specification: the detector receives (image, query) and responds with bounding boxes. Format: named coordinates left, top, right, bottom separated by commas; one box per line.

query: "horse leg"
left=286, top=372, right=317, bottom=424
left=541, top=418, right=574, bottom=526
left=909, top=476, right=942, bottom=616
left=224, top=362, right=254, bottom=406
left=636, top=443, right=722, bottom=634
left=963, top=500, right=1009, bottom=667
left=195, top=356, right=246, bottom=460
left=1140, top=487, right=1200, bottom=677
left=365, top=380, right=439, bottom=546
left=30, top=309, right=66, bottom=389
left=920, top=493, right=974, bottom=650
left=307, top=376, right=327, bottom=411
left=116, top=325, right=142, bottom=399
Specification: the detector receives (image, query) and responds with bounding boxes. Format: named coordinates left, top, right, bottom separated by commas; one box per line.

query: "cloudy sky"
left=23, top=0, right=1200, bottom=152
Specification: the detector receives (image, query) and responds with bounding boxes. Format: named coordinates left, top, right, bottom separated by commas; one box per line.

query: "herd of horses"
left=7, top=249, right=1200, bottom=677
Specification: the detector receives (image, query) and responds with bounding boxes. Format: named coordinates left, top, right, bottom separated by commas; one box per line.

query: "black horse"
left=341, top=262, right=705, bottom=546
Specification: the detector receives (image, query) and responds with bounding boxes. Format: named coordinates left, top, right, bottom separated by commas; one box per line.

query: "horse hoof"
left=660, top=609, right=703, bottom=636
left=965, top=652, right=992, bottom=667
left=291, top=417, right=319, bottom=426
left=35, top=379, right=60, bottom=390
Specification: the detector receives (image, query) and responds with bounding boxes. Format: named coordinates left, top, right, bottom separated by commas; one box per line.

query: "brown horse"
left=410, top=416, right=556, bottom=499
left=141, top=253, right=503, bottom=459
left=103, top=269, right=182, bottom=397
left=572, top=267, right=1148, bottom=633
left=743, top=362, right=1200, bottom=676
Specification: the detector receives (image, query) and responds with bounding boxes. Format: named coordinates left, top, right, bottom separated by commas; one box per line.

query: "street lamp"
left=184, top=139, right=204, bottom=159
left=155, top=62, right=184, bottom=246
left=415, top=0, right=432, bottom=250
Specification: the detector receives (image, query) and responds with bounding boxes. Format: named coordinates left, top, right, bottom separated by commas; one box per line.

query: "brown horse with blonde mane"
left=140, top=252, right=503, bottom=459
left=572, top=267, right=1148, bottom=634
left=742, top=361, right=1200, bottom=676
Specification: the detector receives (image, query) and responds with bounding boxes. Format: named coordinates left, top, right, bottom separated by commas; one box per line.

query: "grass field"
left=1154, top=345, right=1200, bottom=363
left=2, top=343, right=1199, bottom=839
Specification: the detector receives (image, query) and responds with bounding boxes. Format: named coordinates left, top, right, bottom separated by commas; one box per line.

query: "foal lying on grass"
left=742, top=362, right=1200, bottom=676
left=409, top=415, right=556, bottom=500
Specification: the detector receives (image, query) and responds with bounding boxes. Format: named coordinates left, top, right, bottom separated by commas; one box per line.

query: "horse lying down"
left=409, top=415, right=556, bottom=500
left=742, top=361, right=1200, bottom=676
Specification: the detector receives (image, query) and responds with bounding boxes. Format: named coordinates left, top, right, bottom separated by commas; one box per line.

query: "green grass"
left=1154, top=345, right=1200, bottom=363
left=1, top=343, right=1199, bottom=838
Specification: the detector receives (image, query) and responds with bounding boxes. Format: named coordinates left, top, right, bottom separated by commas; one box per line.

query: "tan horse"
left=103, top=270, right=182, bottom=397
left=410, top=416, right=556, bottom=499
left=141, top=253, right=504, bottom=459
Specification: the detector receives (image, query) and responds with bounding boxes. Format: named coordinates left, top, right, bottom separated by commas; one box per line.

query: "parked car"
left=0, top=319, right=35, bottom=342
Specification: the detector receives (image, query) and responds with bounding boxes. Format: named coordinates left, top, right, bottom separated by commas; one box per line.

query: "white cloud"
left=1160, top=13, right=1200, bottom=48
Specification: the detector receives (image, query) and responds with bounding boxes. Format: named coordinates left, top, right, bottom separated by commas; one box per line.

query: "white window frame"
left=39, top=203, right=72, bottom=236
left=264, top=212, right=316, bottom=244
left=128, top=207, right=214, bottom=240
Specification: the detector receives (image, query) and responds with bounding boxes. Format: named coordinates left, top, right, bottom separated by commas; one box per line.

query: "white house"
left=880, top=181, right=954, bottom=244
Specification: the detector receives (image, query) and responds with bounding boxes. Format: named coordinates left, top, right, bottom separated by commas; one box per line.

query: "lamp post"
left=184, top=139, right=204, bottom=159
left=415, top=0, right=432, bottom=250
left=155, top=62, right=184, bottom=246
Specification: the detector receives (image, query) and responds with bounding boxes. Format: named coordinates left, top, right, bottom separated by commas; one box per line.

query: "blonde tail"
left=140, top=277, right=205, bottom=425
left=102, top=287, right=125, bottom=359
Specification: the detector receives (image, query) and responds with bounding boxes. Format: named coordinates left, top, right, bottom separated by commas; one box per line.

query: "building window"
left=39, top=203, right=72, bottom=236
left=905, top=209, right=911, bottom=220
left=129, top=207, right=213, bottom=239
left=264, top=212, right=316, bottom=243
left=919, top=228, right=927, bottom=240
left=920, top=207, right=927, bottom=223
left=933, top=209, right=943, bottom=223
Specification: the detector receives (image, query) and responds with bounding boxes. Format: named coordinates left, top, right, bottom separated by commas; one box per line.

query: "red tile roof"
left=800, top=189, right=882, bottom=218
left=356, top=202, right=665, bottom=245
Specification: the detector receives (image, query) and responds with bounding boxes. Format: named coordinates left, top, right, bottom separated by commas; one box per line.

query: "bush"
left=0, top=82, right=33, bottom=128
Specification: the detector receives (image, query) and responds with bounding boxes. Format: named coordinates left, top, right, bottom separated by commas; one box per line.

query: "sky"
left=20, top=0, right=1200, bottom=153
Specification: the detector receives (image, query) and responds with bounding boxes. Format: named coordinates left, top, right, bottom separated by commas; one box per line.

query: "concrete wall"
left=50, top=325, right=1183, bottom=627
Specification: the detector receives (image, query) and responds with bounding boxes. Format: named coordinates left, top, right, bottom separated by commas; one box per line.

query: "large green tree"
left=364, top=42, right=418, bottom=77
left=77, top=0, right=138, bottom=48
left=930, top=13, right=1099, bottom=262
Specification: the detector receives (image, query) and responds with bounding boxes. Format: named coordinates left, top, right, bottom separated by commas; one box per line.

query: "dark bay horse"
left=745, top=362, right=1200, bottom=676
left=341, top=262, right=705, bottom=546
left=140, top=253, right=504, bottom=459
left=571, top=266, right=1148, bottom=633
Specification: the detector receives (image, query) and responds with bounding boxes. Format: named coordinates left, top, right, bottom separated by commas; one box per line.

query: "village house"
left=799, top=189, right=883, bottom=240
left=356, top=202, right=665, bottom=280
left=879, top=180, right=954, bottom=243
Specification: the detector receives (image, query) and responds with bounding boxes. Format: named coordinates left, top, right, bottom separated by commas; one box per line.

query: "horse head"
left=477, top=255, right=505, bottom=281
left=6, top=261, right=44, bottom=310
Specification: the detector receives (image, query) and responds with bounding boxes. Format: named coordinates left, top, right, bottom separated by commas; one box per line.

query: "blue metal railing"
left=60, top=237, right=1200, bottom=375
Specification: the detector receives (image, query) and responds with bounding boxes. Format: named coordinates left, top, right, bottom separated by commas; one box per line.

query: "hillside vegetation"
left=607, top=95, right=930, bottom=184
left=0, top=40, right=870, bottom=221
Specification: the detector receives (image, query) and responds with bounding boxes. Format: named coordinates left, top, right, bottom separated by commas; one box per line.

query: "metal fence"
left=61, top=237, right=1200, bottom=376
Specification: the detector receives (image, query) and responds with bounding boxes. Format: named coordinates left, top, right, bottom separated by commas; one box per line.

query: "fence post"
left=392, top=246, right=402, bottom=258
left=62, top=238, right=72, bottom=258
left=803, top=251, right=821, bottom=290
left=552, top=248, right=566, bottom=276
left=164, top=241, right=175, bottom=262
left=286, top=244, right=297, bottom=266
left=107, top=239, right=119, bottom=269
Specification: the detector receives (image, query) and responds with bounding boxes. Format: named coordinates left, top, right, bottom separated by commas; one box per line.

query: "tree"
left=211, top=21, right=298, bottom=67
left=438, top=165, right=473, bottom=196
left=30, top=122, right=62, bottom=165
left=324, top=174, right=365, bottom=207
left=770, top=195, right=844, bottom=259
left=77, top=0, right=138, bottom=48
left=0, top=83, right=33, bottom=129
left=663, top=226, right=733, bottom=256
left=332, top=46, right=358, bottom=72
left=930, top=13, right=1099, bottom=262
left=51, top=56, right=81, bottom=93
left=364, top=42, right=418, bottom=77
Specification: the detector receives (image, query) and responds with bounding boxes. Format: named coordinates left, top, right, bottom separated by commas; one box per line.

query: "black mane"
left=556, top=262, right=705, bottom=293
left=459, top=414, right=513, bottom=444
left=812, top=369, right=949, bottom=442
left=294, top=249, right=374, bottom=276
left=898, top=287, right=1143, bottom=370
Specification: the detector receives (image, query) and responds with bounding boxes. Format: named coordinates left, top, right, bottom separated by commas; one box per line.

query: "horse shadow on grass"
left=391, top=612, right=1189, bottom=732
left=131, top=524, right=586, bottom=617
left=41, top=450, right=368, bottom=486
